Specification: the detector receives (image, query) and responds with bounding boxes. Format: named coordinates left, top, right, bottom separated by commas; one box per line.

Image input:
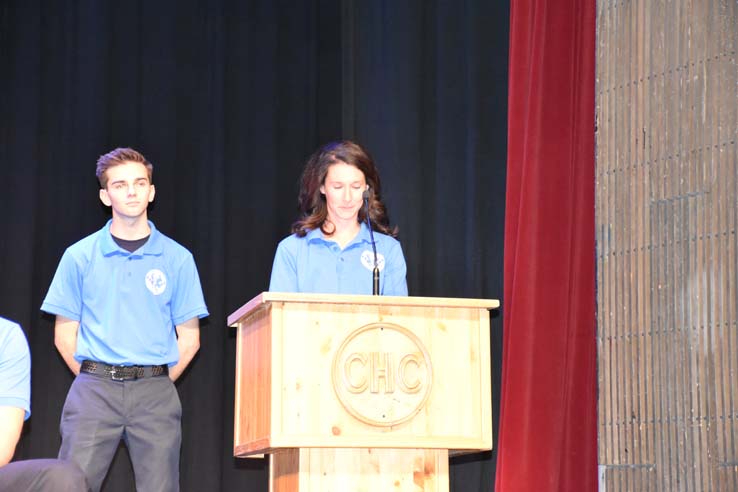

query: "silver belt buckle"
left=110, top=365, right=126, bottom=381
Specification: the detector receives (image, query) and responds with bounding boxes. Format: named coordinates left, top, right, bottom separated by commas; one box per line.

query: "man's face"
left=99, top=161, right=155, bottom=220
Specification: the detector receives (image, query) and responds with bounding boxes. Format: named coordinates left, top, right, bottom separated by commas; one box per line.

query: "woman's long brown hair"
left=291, top=141, right=398, bottom=238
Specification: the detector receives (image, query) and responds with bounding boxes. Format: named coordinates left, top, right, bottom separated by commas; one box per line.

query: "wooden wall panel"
left=596, top=1, right=738, bottom=490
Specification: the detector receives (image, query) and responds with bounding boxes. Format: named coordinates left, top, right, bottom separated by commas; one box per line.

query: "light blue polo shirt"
left=0, top=317, right=31, bottom=420
left=269, top=222, right=408, bottom=295
left=41, top=220, right=209, bottom=366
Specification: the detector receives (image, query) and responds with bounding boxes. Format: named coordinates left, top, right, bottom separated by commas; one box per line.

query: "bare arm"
left=168, top=317, right=200, bottom=382
left=0, top=406, right=24, bottom=466
left=54, top=316, right=81, bottom=375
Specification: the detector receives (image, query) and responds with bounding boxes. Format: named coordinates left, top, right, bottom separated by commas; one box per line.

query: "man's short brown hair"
left=96, top=148, right=153, bottom=188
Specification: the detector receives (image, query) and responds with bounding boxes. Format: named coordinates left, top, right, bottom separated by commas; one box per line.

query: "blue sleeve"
left=171, top=253, right=209, bottom=325
left=381, top=240, right=408, bottom=296
left=269, top=239, right=298, bottom=292
left=0, top=321, right=31, bottom=420
left=40, top=249, right=83, bottom=321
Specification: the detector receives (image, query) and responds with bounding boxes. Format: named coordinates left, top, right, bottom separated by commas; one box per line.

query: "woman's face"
left=320, top=161, right=368, bottom=225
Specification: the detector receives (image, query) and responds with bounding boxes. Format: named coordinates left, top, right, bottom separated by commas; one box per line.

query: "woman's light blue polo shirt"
left=269, top=222, right=408, bottom=295
left=41, top=220, right=209, bottom=366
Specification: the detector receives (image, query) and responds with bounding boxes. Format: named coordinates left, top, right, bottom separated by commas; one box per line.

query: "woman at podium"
left=269, top=140, right=408, bottom=295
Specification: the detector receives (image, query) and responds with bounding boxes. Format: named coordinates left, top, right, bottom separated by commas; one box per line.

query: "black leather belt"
left=80, top=360, right=168, bottom=381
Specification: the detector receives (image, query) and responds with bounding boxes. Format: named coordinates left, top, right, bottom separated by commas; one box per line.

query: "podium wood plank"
left=233, top=305, right=272, bottom=456
left=228, top=292, right=499, bottom=327
left=271, top=448, right=449, bottom=492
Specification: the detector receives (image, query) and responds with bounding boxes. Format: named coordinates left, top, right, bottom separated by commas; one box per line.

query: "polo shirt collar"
left=100, top=219, right=164, bottom=256
left=306, top=222, right=372, bottom=248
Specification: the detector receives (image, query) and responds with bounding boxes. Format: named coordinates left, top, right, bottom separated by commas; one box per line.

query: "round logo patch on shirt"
left=145, top=269, right=167, bottom=296
left=360, top=250, right=386, bottom=272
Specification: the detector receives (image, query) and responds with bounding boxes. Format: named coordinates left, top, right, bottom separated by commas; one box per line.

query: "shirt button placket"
left=335, top=246, right=344, bottom=274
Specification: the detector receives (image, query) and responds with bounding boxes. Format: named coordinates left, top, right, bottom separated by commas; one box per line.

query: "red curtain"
left=497, top=1, right=597, bottom=491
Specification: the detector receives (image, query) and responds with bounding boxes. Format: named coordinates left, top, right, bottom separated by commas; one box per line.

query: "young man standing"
left=41, top=148, right=208, bottom=491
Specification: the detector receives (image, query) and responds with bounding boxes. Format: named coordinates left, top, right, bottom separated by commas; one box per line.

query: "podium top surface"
left=227, top=291, right=500, bottom=327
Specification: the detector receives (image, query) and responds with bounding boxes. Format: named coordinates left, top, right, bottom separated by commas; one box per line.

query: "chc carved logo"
left=331, top=322, right=433, bottom=427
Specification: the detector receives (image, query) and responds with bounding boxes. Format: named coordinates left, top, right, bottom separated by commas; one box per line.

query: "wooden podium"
left=228, top=292, right=499, bottom=492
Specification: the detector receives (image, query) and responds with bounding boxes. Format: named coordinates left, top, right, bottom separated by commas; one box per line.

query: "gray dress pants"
left=59, top=372, right=182, bottom=492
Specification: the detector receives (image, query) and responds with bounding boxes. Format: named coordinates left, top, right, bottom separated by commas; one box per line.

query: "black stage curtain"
left=0, top=1, right=508, bottom=490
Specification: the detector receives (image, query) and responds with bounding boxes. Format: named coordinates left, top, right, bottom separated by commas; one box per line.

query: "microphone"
left=362, top=186, right=380, bottom=295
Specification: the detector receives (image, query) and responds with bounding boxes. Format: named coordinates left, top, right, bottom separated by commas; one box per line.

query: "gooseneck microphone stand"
left=362, top=188, right=380, bottom=295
